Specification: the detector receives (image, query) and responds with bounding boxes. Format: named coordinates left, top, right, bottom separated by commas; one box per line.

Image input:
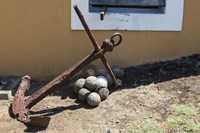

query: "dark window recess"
left=89, top=0, right=166, bottom=20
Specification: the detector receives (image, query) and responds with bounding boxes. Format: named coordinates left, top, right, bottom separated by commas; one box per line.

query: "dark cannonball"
left=82, top=64, right=98, bottom=78
left=105, top=74, right=113, bottom=87
left=111, top=66, right=125, bottom=79
left=97, top=68, right=107, bottom=77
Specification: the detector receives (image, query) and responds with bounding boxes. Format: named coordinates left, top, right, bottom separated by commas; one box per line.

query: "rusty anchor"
left=9, top=5, right=122, bottom=127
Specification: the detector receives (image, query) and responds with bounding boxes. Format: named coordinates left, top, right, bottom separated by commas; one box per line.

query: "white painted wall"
left=71, top=0, right=184, bottom=31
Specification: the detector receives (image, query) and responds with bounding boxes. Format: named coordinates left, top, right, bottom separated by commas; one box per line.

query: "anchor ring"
left=110, top=33, right=122, bottom=47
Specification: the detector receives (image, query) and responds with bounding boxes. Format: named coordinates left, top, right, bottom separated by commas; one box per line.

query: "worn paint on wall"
left=0, top=0, right=200, bottom=79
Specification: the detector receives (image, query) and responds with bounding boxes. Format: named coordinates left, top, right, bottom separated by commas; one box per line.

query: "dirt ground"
left=0, top=54, right=200, bottom=133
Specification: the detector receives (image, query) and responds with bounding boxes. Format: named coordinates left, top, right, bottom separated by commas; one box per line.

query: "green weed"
left=125, top=121, right=161, bottom=133
left=171, top=104, right=197, bottom=116
left=166, top=104, right=200, bottom=133
left=143, top=121, right=161, bottom=133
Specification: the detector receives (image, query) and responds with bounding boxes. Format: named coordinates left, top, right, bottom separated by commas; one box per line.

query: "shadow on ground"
left=30, top=54, right=200, bottom=112
left=121, top=54, right=200, bottom=89
left=23, top=54, right=200, bottom=131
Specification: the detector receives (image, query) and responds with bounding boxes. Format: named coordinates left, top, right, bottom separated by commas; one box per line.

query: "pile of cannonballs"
left=73, top=64, right=124, bottom=107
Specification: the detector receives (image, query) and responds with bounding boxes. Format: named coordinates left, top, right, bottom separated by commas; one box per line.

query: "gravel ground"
left=0, top=54, right=200, bottom=133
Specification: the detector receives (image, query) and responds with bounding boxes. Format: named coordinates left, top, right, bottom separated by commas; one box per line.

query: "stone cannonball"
left=97, top=76, right=108, bottom=88
left=111, top=66, right=125, bottom=79
left=87, top=92, right=101, bottom=107
left=78, top=88, right=90, bottom=102
left=96, top=87, right=109, bottom=101
left=85, top=76, right=99, bottom=91
left=82, top=64, right=98, bottom=78
left=73, top=78, right=85, bottom=94
left=97, top=68, right=107, bottom=77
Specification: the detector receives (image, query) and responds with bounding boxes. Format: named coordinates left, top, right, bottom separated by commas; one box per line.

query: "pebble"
left=0, top=90, right=11, bottom=100
left=116, top=120, right=120, bottom=123
left=3, top=78, right=21, bottom=95
left=0, top=81, right=7, bottom=90
left=177, top=90, right=182, bottom=94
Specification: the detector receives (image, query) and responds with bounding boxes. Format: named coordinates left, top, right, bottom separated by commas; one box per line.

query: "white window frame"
left=71, top=0, right=184, bottom=31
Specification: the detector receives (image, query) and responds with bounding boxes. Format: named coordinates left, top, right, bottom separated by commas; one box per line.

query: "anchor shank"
left=74, top=5, right=100, bottom=51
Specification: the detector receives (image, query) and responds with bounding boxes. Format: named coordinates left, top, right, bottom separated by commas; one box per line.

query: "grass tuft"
left=166, top=104, right=200, bottom=133
left=143, top=121, right=161, bottom=133
left=171, top=104, right=197, bottom=116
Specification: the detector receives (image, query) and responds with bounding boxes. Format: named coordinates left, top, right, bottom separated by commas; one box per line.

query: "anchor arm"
left=25, top=50, right=102, bottom=109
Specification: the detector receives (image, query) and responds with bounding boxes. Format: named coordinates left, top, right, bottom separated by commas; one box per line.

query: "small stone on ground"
left=0, top=90, right=11, bottom=100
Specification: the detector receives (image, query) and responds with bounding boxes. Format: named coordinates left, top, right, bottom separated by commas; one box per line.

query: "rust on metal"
left=9, top=5, right=123, bottom=127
